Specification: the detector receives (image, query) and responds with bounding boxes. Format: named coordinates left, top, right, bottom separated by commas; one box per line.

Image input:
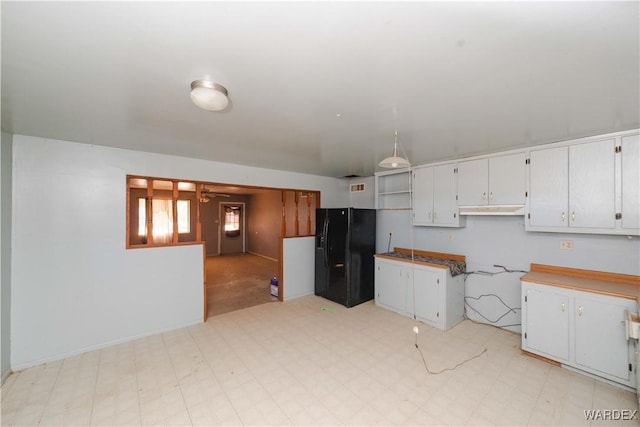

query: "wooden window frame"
left=126, top=176, right=203, bottom=249
left=126, top=175, right=321, bottom=249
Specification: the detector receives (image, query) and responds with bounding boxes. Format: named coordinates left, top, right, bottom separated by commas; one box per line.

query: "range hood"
left=459, top=205, right=525, bottom=216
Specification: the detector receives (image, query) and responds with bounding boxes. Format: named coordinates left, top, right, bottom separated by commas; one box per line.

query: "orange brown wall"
left=247, top=191, right=281, bottom=260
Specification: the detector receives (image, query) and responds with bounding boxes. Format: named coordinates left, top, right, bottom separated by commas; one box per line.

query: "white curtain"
left=152, top=199, right=173, bottom=244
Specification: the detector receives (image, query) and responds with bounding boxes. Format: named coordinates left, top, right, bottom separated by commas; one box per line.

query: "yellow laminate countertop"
left=521, top=263, right=640, bottom=301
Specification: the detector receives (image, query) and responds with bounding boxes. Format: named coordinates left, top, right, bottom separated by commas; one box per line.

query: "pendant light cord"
left=406, top=167, right=488, bottom=375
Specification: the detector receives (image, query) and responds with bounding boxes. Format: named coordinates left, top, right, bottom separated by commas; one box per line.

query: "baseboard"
left=283, top=290, right=315, bottom=302
left=248, top=251, right=278, bottom=262
left=1, top=367, right=12, bottom=385
left=10, top=318, right=202, bottom=372
left=522, top=350, right=562, bottom=367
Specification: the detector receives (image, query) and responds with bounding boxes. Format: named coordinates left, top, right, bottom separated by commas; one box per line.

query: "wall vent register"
left=350, top=183, right=365, bottom=192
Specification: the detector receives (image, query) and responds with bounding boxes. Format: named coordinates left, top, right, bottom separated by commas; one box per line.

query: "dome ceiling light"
left=190, top=80, right=229, bottom=112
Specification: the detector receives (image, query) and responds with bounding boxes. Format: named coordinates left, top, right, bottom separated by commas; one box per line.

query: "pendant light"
left=379, top=131, right=410, bottom=168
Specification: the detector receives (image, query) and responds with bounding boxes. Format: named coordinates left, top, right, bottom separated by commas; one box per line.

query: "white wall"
left=377, top=210, right=640, bottom=332
left=11, top=135, right=345, bottom=369
left=348, top=176, right=375, bottom=208
left=282, top=236, right=315, bottom=300
left=1, top=131, right=13, bottom=382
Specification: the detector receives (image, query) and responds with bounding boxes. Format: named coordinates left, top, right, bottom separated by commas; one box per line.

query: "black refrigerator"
left=315, top=208, right=376, bottom=308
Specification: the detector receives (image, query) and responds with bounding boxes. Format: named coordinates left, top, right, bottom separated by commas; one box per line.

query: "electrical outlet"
left=560, top=240, right=574, bottom=250
left=447, top=233, right=453, bottom=241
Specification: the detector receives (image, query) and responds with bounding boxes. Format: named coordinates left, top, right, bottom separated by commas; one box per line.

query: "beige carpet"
left=206, top=253, right=278, bottom=317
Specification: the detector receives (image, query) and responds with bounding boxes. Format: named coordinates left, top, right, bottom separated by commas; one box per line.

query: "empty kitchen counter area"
left=521, top=264, right=640, bottom=393
left=374, top=248, right=466, bottom=331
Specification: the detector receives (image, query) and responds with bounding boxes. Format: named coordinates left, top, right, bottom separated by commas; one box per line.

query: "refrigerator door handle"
left=323, top=217, right=330, bottom=267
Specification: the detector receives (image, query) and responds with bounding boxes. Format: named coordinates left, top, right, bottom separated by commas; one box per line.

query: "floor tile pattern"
left=2, top=295, right=638, bottom=426
left=206, top=253, right=278, bottom=317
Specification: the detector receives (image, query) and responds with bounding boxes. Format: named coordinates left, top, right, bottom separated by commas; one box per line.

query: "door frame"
left=218, top=202, right=246, bottom=254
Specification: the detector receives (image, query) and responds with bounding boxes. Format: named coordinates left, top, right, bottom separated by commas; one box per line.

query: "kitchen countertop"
left=521, top=263, right=640, bottom=301
left=375, top=247, right=467, bottom=276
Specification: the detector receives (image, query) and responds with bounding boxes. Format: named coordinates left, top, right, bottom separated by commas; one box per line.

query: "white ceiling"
left=2, top=1, right=638, bottom=178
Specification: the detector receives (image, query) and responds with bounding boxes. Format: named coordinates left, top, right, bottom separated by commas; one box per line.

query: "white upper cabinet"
left=457, top=158, right=487, bottom=206
left=527, top=132, right=636, bottom=235
left=568, top=139, right=616, bottom=229
left=489, top=153, right=527, bottom=205
left=412, top=166, right=434, bottom=224
left=382, top=128, right=638, bottom=236
left=433, top=164, right=459, bottom=226
left=412, top=163, right=465, bottom=227
left=528, top=146, right=569, bottom=228
left=621, top=134, right=639, bottom=231
left=458, top=152, right=526, bottom=206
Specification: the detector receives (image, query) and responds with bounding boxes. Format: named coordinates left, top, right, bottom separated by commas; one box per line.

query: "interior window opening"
left=127, top=175, right=320, bottom=251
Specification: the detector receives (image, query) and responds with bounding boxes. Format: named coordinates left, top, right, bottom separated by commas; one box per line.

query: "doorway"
left=205, top=253, right=278, bottom=317
left=218, top=202, right=246, bottom=254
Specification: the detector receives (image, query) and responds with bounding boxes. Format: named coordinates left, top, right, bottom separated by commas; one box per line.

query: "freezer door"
left=325, top=209, right=349, bottom=305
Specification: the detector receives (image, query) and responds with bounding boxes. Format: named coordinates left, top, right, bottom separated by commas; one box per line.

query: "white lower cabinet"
left=375, top=257, right=464, bottom=330
left=522, top=281, right=636, bottom=388
left=412, top=267, right=440, bottom=326
left=523, top=285, right=570, bottom=362
left=574, top=294, right=634, bottom=382
left=375, top=257, right=410, bottom=315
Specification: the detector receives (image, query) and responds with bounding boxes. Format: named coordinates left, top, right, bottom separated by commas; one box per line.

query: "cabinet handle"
left=578, top=306, right=583, bottom=316
left=482, top=192, right=486, bottom=200
left=561, top=302, right=565, bottom=312
left=561, top=212, right=565, bottom=222
left=489, top=192, right=493, bottom=200
left=428, top=211, right=432, bottom=220
left=571, top=212, right=576, bottom=222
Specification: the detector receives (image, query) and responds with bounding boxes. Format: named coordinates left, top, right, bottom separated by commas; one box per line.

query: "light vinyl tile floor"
left=2, top=295, right=638, bottom=426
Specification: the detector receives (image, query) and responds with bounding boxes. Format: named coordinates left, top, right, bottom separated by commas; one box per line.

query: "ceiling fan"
left=200, top=187, right=231, bottom=203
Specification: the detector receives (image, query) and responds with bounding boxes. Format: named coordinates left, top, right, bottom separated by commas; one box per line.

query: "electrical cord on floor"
left=414, top=332, right=487, bottom=375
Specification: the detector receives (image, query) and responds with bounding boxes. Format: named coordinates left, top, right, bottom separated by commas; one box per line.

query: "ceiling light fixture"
left=190, top=80, right=229, bottom=111
left=379, top=131, right=410, bottom=168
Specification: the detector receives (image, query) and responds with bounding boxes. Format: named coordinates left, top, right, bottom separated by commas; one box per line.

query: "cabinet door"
left=524, top=285, right=570, bottom=361
left=457, top=159, right=488, bottom=206
left=621, top=134, right=640, bottom=231
left=412, top=167, right=434, bottom=225
left=569, top=139, right=616, bottom=229
left=412, top=267, right=441, bottom=326
left=528, top=146, right=568, bottom=228
left=375, top=260, right=407, bottom=314
left=489, top=152, right=526, bottom=205
left=433, top=164, right=458, bottom=225
left=574, top=295, right=633, bottom=381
